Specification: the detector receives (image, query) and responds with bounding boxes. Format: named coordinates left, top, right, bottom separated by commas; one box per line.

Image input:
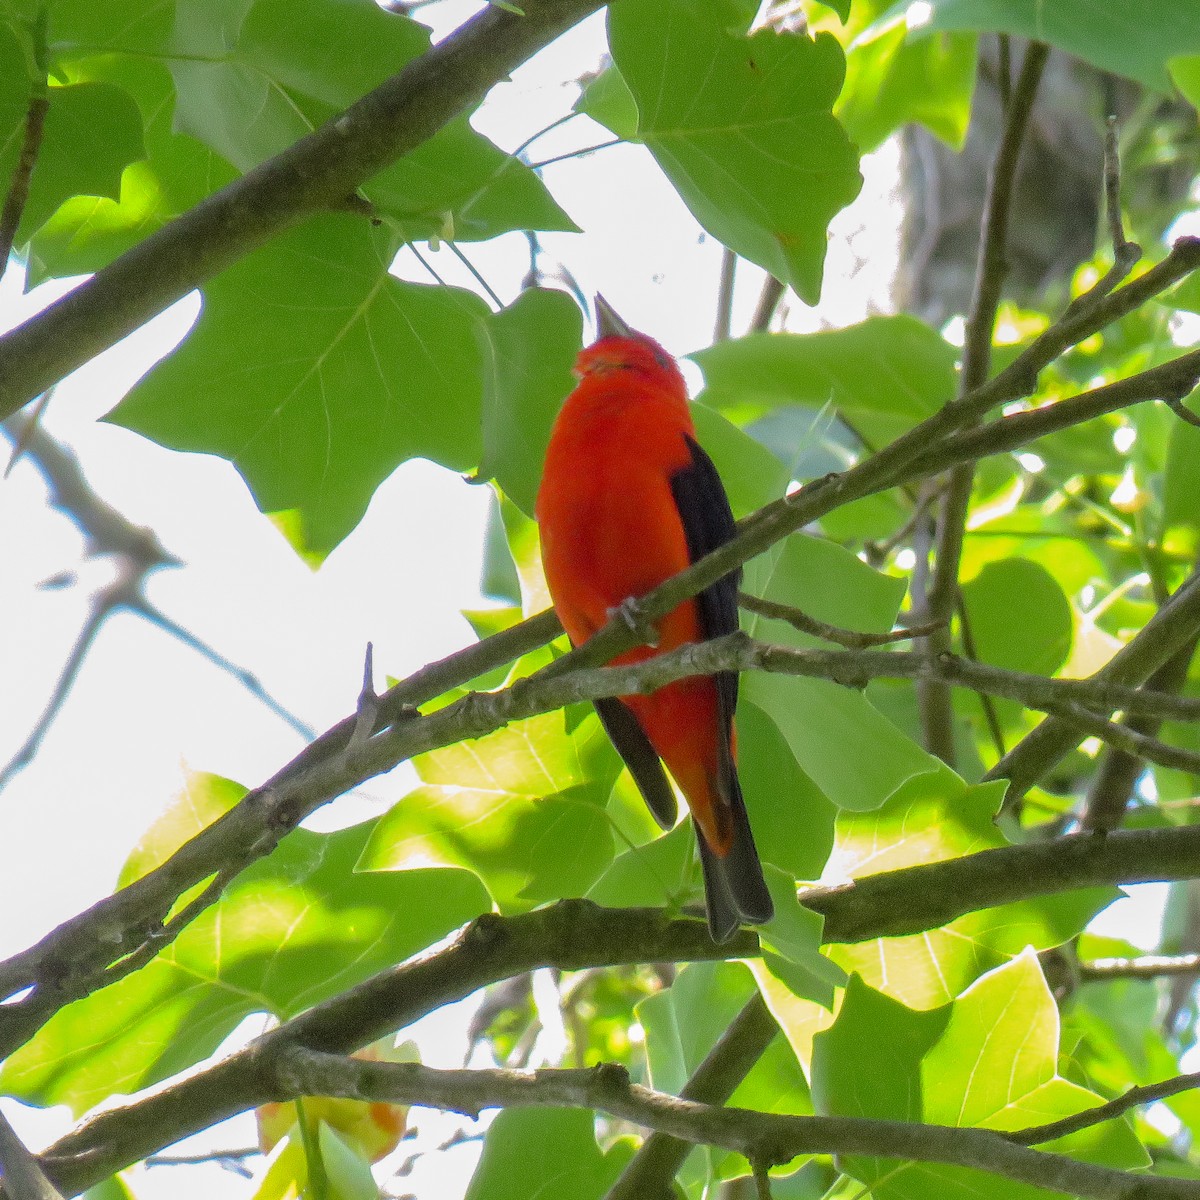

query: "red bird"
left=535, top=296, right=773, bottom=941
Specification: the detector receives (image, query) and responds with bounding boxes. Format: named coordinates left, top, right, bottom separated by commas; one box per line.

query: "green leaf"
left=111, top=215, right=490, bottom=558
left=693, top=316, right=958, bottom=446
left=587, top=818, right=700, bottom=913
left=575, top=67, right=638, bottom=140
left=812, top=975, right=950, bottom=1125
left=760, top=871, right=845, bottom=1007
left=119, top=769, right=245, bottom=886
left=477, top=288, right=583, bottom=517
left=318, top=1123, right=379, bottom=1200
left=876, top=0, right=1200, bottom=91
left=815, top=961, right=1146, bottom=1200
left=834, top=8, right=977, bottom=152
left=168, top=0, right=574, bottom=242
left=369, top=117, right=579, bottom=244
left=252, top=1137, right=309, bottom=1200
left=82, top=1177, right=136, bottom=1200
left=639, top=961, right=776, bottom=1194
left=640, top=961, right=758, bottom=1095
left=609, top=0, right=861, bottom=303
left=960, top=558, right=1074, bottom=740
left=359, top=701, right=622, bottom=912
left=464, top=1109, right=631, bottom=1200
left=1163, top=419, right=1200, bottom=559
left=692, top=403, right=791, bottom=517
left=0, top=23, right=146, bottom=245
left=0, top=823, right=490, bottom=1113
left=1171, top=55, right=1200, bottom=110
left=828, top=777, right=1117, bottom=1008
left=737, top=700, right=835, bottom=883
left=48, top=0, right=173, bottom=60
left=742, top=534, right=934, bottom=813
left=922, top=953, right=1147, bottom=1170
left=30, top=58, right=238, bottom=281
left=168, top=0, right=426, bottom=169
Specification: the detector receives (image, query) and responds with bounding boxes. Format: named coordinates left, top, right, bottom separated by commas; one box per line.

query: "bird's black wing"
left=668, top=433, right=741, bottom=722
left=670, top=433, right=773, bottom=938
left=593, top=696, right=678, bottom=830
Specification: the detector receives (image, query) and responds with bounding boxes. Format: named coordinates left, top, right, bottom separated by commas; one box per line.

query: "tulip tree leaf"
left=608, top=0, right=861, bottom=303
left=827, top=776, right=1118, bottom=1008
left=874, top=0, right=1200, bottom=91
left=0, top=25, right=146, bottom=245
left=0, top=809, right=490, bottom=1113
left=359, top=700, right=623, bottom=912
left=111, top=215, right=490, bottom=558
left=169, top=0, right=573, bottom=242
left=813, top=962, right=1146, bottom=1200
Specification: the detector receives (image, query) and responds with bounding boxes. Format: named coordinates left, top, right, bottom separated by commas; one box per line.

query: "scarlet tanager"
left=535, top=296, right=773, bottom=942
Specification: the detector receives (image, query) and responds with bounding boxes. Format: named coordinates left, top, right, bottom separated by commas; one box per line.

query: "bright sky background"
left=0, top=2, right=1172, bottom=1197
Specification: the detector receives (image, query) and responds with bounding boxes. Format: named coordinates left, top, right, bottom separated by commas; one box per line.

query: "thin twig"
left=0, top=9, right=49, bottom=283
left=1007, top=1071, right=1200, bottom=1146
left=715, top=247, right=736, bottom=342
left=955, top=593, right=1007, bottom=760
left=1103, top=115, right=1130, bottom=256
left=913, top=41, right=1049, bottom=767
left=739, top=591, right=944, bottom=648
left=749, top=275, right=785, bottom=332
left=1047, top=701, right=1200, bottom=776
left=132, top=599, right=316, bottom=741
left=145, top=1148, right=259, bottom=1178
left=1080, top=954, right=1200, bottom=982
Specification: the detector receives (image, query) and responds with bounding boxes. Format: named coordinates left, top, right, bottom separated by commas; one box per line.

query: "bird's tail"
left=696, top=770, right=773, bottom=942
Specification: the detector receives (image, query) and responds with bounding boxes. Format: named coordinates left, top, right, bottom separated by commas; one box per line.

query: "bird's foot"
left=609, top=596, right=660, bottom=647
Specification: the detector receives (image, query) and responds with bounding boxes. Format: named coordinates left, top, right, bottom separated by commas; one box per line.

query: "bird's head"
left=573, top=294, right=686, bottom=390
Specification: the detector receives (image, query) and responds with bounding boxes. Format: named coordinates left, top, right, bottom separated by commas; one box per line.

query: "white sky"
left=0, top=1, right=1171, bottom=1197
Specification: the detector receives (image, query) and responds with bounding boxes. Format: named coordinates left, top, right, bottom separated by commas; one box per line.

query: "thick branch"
left=7, top=596, right=1200, bottom=1044
left=0, top=1111, right=62, bottom=1200
left=33, top=822, right=1200, bottom=1193
left=255, top=1051, right=1197, bottom=1200
left=0, top=0, right=602, bottom=419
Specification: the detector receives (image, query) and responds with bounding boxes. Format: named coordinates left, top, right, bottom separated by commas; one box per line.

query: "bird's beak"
left=594, top=293, right=633, bottom=340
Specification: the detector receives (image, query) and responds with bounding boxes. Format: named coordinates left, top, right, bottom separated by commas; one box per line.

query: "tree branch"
left=7, top=588, right=1200, bottom=1047
left=0, top=0, right=603, bottom=419
left=987, top=569, right=1200, bottom=804
left=251, top=1050, right=1200, bottom=1200
left=605, top=995, right=779, bottom=1200
left=0, top=1110, right=63, bottom=1200
left=1046, top=701, right=1200, bottom=778
left=1080, top=954, right=1200, bottom=981
left=913, top=40, right=1049, bottom=768
left=1081, top=633, right=1200, bottom=834
left=32, top=820, right=1200, bottom=1194
left=1007, top=1071, right=1200, bottom=1146
left=0, top=10, right=49, bottom=284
